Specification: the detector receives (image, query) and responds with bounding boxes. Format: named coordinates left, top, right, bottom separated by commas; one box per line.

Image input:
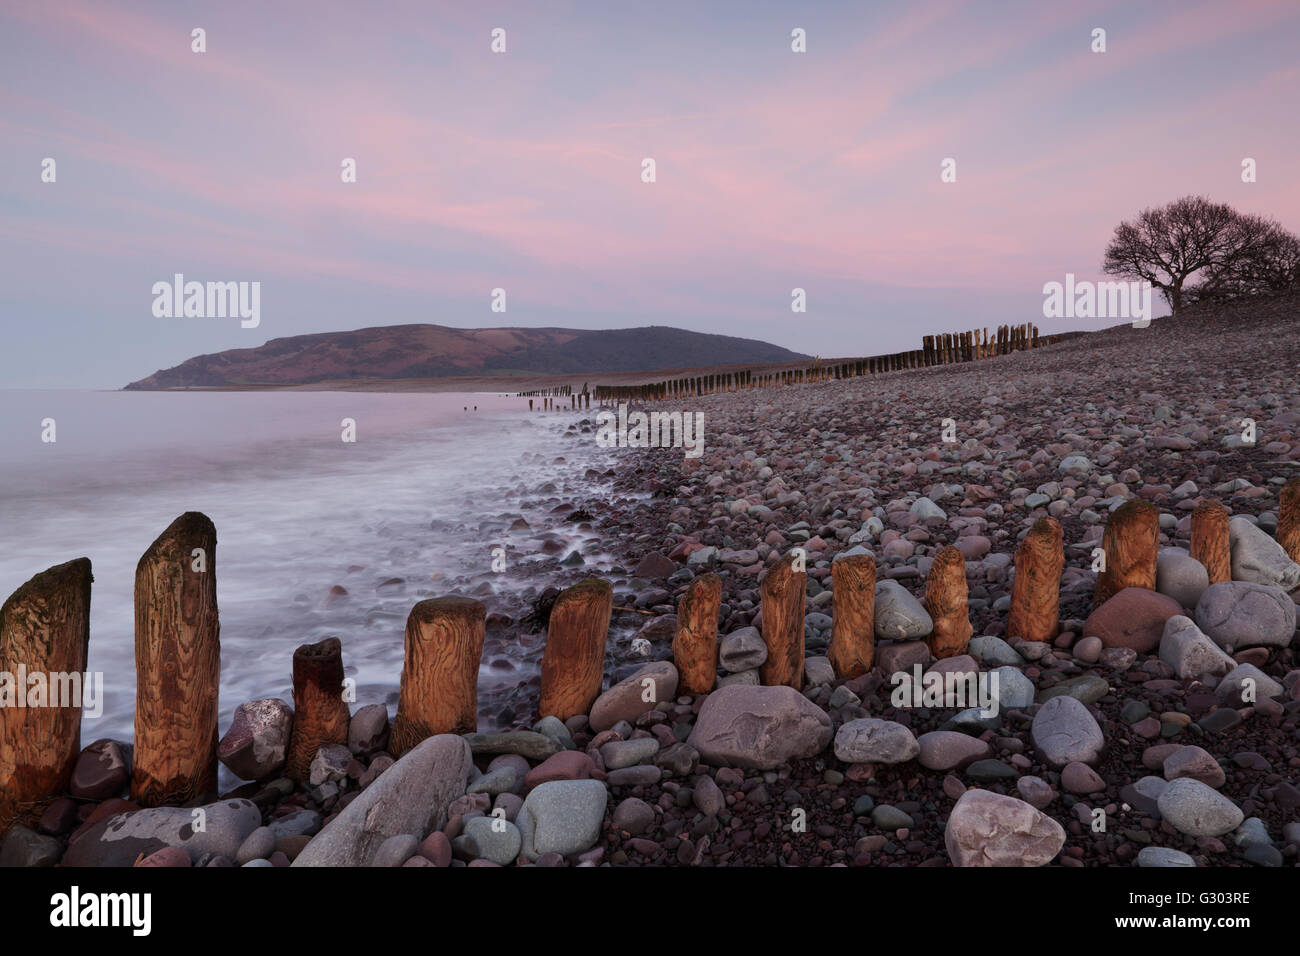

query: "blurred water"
left=0, top=389, right=615, bottom=753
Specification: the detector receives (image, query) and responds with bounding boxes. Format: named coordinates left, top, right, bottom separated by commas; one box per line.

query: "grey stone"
left=1215, top=663, right=1284, bottom=704
left=217, top=697, right=293, bottom=781
left=1195, top=581, right=1295, bottom=651
left=463, top=816, right=523, bottom=865
left=516, top=779, right=608, bottom=860
left=1156, top=778, right=1244, bottom=836
left=62, top=799, right=262, bottom=867
left=1157, top=551, right=1210, bottom=609
left=874, top=580, right=933, bottom=640
left=235, top=826, right=276, bottom=865
left=968, top=636, right=1024, bottom=667
left=347, top=704, right=390, bottom=756
left=599, top=738, right=660, bottom=769
left=373, top=833, right=419, bottom=867
left=687, top=684, right=832, bottom=770
left=833, top=718, right=919, bottom=764
left=719, top=627, right=767, bottom=671
left=1136, top=847, right=1196, bottom=867
left=1031, top=695, right=1104, bottom=767
left=1158, top=615, right=1236, bottom=680
left=992, top=666, right=1035, bottom=709
left=292, top=734, right=473, bottom=867
left=1228, top=516, right=1300, bottom=590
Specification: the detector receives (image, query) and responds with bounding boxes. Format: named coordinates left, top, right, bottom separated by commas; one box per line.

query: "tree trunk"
left=390, top=597, right=486, bottom=755
left=0, top=558, right=92, bottom=834
left=132, top=513, right=220, bottom=806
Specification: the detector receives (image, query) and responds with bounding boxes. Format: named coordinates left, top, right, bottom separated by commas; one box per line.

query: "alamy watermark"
left=596, top=403, right=705, bottom=459
left=0, top=666, right=103, bottom=718
left=1042, top=273, right=1151, bottom=327
left=152, top=273, right=260, bottom=328
left=889, top=664, right=1000, bottom=717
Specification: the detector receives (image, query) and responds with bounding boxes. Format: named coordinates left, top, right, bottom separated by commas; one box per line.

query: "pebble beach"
left=6, top=292, right=1300, bottom=869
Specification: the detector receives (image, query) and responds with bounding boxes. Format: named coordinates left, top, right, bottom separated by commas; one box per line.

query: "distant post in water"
left=132, top=513, right=220, bottom=806
left=673, top=573, right=721, bottom=696
left=0, top=558, right=92, bottom=833
left=759, top=553, right=806, bottom=688
left=924, top=545, right=973, bottom=658
left=1093, top=499, right=1159, bottom=606
left=539, top=579, right=612, bottom=720
left=1276, top=479, right=1300, bottom=564
left=829, top=551, right=875, bottom=678
left=1190, top=499, right=1232, bottom=584
left=1006, top=516, right=1064, bottom=642
left=285, top=637, right=351, bottom=782
left=390, top=597, right=486, bottom=754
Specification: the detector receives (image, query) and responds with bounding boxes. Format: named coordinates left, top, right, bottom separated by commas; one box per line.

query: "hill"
left=123, top=324, right=810, bottom=389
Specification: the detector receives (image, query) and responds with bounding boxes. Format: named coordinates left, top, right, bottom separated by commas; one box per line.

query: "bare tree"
left=1102, top=196, right=1240, bottom=313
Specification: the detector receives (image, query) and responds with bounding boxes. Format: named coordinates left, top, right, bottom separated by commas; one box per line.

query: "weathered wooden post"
left=1006, top=516, right=1064, bottom=642
left=390, top=597, right=486, bottom=754
left=1093, top=499, right=1159, bottom=606
left=132, top=512, right=220, bottom=806
left=1190, top=498, right=1232, bottom=584
left=539, top=579, right=612, bottom=720
left=759, top=553, right=806, bottom=688
left=285, top=637, right=351, bottom=782
left=673, top=573, right=721, bottom=695
left=1276, top=478, right=1300, bottom=564
left=924, top=545, right=972, bottom=658
left=0, top=558, right=92, bottom=833
left=829, top=551, right=875, bottom=678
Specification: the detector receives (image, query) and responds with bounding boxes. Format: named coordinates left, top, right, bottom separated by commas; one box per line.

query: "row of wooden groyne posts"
left=0, top=492, right=1258, bottom=835
left=517, top=322, right=1082, bottom=409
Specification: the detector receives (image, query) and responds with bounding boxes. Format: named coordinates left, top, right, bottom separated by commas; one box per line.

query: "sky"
left=1, top=0, right=1298, bottom=388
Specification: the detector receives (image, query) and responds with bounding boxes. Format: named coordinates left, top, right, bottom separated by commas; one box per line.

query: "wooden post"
left=1277, top=478, right=1300, bottom=564
left=829, top=552, right=875, bottom=678
left=1094, top=499, right=1159, bottom=606
left=673, top=573, right=721, bottom=696
left=132, top=512, right=220, bottom=807
left=390, top=597, right=486, bottom=754
left=924, top=545, right=972, bottom=658
left=0, top=558, right=92, bottom=833
left=539, top=579, right=612, bottom=720
left=1006, top=516, right=1064, bottom=642
left=759, top=553, right=806, bottom=688
left=285, top=637, right=351, bottom=783
left=1190, top=499, right=1232, bottom=585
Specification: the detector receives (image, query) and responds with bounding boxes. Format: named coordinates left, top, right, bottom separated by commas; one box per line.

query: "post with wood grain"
left=390, top=597, right=486, bottom=754
left=131, top=513, right=220, bottom=806
left=0, top=558, right=92, bottom=834
left=1093, top=499, right=1159, bottom=606
left=1190, top=499, right=1232, bottom=584
left=539, top=578, right=613, bottom=720
left=1005, top=516, right=1064, bottom=642
left=759, top=552, right=806, bottom=688
left=285, top=637, right=351, bottom=782
left=673, top=572, right=721, bottom=695
left=1276, top=478, right=1300, bottom=564
left=828, top=550, right=875, bottom=678
left=924, top=545, right=973, bottom=658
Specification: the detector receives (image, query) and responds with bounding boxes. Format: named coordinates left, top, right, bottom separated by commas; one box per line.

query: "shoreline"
left=4, top=294, right=1300, bottom=868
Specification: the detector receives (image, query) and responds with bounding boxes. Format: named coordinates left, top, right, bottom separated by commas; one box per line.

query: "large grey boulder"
left=292, top=734, right=473, bottom=867
left=1194, top=581, right=1295, bottom=651
left=63, top=799, right=262, bottom=867
left=1228, top=516, right=1300, bottom=590
left=516, top=779, right=607, bottom=860
left=687, top=684, right=832, bottom=770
